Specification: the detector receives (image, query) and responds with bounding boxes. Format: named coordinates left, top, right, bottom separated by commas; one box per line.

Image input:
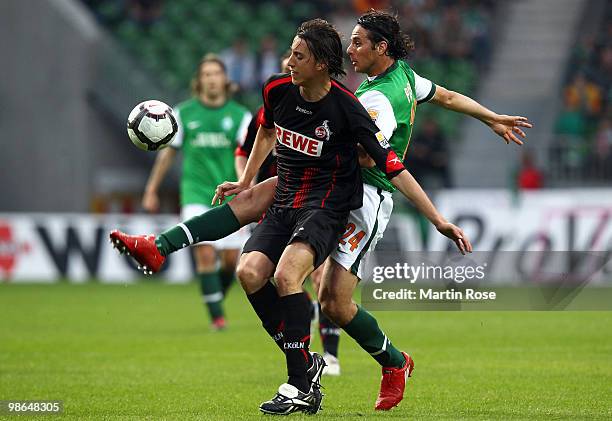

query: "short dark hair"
left=296, top=19, right=346, bottom=78
left=357, top=10, right=414, bottom=60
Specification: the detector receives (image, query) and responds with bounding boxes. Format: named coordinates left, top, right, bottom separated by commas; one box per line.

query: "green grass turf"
left=0, top=282, right=611, bottom=420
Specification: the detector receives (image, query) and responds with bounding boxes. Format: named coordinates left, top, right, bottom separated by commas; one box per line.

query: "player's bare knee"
left=195, top=244, right=215, bottom=259
left=194, top=245, right=216, bottom=272
left=236, top=261, right=266, bottom=294
left=273, top=268, right=302, bottom=294
left=220, top=249, right=239, bottom=271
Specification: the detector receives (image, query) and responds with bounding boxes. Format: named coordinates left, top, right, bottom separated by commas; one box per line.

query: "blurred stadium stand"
left=83, top=0, right=313, bottom=108
left=549, top=0, right=612, bottom=185
left=83, top=0, right=493, bottom=134
left=454, top=0, right=611, bottom=188
left=453, top=0, right=589, bottom=188
left=0, top=0, right=156, bottom=213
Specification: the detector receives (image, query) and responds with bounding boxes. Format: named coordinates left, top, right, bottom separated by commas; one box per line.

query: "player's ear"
left=315, top=61, right=327, bottom=72
left=377, top=41, right=388, bottom=56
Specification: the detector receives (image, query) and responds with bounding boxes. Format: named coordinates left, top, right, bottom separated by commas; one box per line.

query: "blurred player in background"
left=140, top=53, right=251, bottom=331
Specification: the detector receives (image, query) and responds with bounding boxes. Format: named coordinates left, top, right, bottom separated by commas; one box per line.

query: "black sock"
left=318, top=302, right=340, bottom=357
left=280, top=292, right=312, bottom=393
left=246, top=281, right=284, bottom=351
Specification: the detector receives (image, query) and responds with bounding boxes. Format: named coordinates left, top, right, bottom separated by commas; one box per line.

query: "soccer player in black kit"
left=214, top=19, right=471, bottom=415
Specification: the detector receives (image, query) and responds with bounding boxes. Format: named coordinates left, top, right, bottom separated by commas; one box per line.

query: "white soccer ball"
left=127, top=100, right=178, bottom=151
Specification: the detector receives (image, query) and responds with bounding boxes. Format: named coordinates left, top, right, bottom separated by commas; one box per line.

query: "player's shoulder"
left=359, top=75, right=404, bottom=106
left=383, top=61, right=414, bottom=86
left=262, top=73, right=293, bottom=106
left=263, top=73, right=293, bottom=93
left=330, top=78, right=361, bottom=107
left=396, top=60, right=414, bottom=75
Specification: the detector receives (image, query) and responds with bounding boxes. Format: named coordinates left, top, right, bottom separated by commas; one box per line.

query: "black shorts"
left=242, top=205, right=348, bottom=269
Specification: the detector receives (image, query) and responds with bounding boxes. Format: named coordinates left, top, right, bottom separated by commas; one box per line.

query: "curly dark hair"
left=357, top=10, right=414, bottom=60
left=296, top=19, right=346, bottom=78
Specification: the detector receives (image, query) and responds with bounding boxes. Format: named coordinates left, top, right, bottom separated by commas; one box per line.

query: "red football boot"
left=211, top=316, right=227, bottom=331
left=109, top=230, right=165, bottom=275
left=375, top=352, right=414, bottom=410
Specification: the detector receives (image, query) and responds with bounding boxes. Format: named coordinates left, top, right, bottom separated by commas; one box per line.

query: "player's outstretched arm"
left=213, top=125, right=276, bottom=205
left=142, top=147, right=177, bottom=212
left=429, top=85, right=532, bottom=145
left=391, top=170, right=473, bottom=255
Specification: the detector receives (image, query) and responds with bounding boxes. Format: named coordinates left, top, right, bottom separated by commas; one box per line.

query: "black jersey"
left=261, top=73, right=405, bottom=212
left=235, top=106, right=277, bottom=181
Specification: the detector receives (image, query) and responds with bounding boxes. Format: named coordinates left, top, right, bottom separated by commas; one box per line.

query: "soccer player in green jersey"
left=141, top=54, right=251, bottom=330
left=111, top=11, right=530, bottom=410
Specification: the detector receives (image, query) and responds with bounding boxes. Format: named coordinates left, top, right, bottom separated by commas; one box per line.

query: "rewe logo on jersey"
left=275, top=124, right=323, bottom=157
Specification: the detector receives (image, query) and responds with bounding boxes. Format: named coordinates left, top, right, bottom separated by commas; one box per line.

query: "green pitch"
left=1, top=282, right=610, bottom=420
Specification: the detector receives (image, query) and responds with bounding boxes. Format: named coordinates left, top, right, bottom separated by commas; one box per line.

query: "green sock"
left=342, top=306, right=405, bottom=368
left=198, top=272, right=224, bottom=320
left=155, top=204, right=241, bottom=256
left=220, top=269, right=235, bottom=295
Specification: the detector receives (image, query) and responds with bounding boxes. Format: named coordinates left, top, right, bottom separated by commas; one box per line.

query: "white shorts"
left=330, top=184, right=393, bottom=279
left=181, top=204, right=250, bottom=250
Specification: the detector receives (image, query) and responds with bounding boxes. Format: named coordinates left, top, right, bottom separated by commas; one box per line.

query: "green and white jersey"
left=356, top=60, right=436, bottom=192
left=172, top=98, right=251, bottom=206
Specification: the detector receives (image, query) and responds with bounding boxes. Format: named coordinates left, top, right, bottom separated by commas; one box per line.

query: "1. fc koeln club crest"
left=315, top=120, right=332, bottom=141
